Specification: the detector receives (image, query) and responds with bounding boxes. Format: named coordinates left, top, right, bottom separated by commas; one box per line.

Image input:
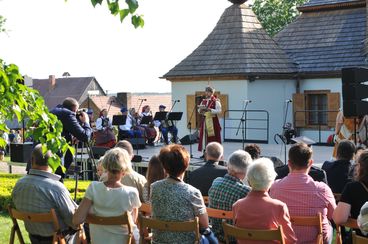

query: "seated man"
left=187, top=142, right=227, bottom=196
left=154, top=105, right=178, bottom=145
left=115, top=140, right=147, bottom=202
left=322, top=139, right=355, bottom=194
left=118, top=107, right=143, bottom=141
left=208, top=150, right=252, bottom=243
left=270, top=143, right=336, bottom=243
left=12, top=144, right=78, bottom=244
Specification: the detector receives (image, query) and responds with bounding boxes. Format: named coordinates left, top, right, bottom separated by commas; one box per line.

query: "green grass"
left=0, top=211, right=30, bottom=244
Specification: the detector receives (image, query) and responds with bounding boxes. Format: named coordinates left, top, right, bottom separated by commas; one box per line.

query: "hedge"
left=0, top=173, right=91, bottom=211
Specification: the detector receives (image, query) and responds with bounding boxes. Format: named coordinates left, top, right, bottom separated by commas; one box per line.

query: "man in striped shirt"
left=270, top=143, right=336, bottom=243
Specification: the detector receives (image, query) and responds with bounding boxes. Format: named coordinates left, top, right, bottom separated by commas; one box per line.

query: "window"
left=307, top=93, right=328, bottom=125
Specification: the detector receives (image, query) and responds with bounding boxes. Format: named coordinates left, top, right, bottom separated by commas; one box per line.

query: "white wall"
left=171, top=79, right=296, bottom=144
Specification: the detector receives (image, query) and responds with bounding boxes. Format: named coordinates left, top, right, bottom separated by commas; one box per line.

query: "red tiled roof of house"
left=130, top=94, right=172, bottom=115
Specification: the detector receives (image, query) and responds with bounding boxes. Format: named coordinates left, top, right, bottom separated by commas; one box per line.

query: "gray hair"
left=102, top=147, right=132, bottom=174
left=227, top=150, right=252, bottom=174
left=247, top=157, right=277, bottom=191
left=206, top=142, right=223, bottom=160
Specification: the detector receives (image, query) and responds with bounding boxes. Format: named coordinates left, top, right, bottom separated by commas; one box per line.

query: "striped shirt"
left=208, top=174, right=250, bottom=242
left=12, top=169, right=77, bottom=236
left=270, top=172, right=336, bottom=243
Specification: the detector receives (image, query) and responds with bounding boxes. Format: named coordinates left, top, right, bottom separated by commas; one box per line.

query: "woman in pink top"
left=233, top=158, right=296, bottom=243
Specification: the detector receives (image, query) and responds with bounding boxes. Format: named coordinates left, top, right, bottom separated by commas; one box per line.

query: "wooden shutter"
left=186, top=95, right=196, bottom=129
left=217, top=94, right=228, bottom=118
left=327, top=92, right=340, bottom=127
left=293, top=93, right=306, bottom=127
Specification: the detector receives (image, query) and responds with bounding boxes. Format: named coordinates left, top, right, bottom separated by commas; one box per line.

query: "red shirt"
left=233, top=191, right=297, bottom=244
left=270, top=172, right=336, bottom=243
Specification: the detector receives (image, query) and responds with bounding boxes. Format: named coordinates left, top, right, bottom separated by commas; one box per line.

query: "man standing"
left=50, top=97, right=92, bottom=178
left=198, top=86, right=222, bottom=153
left=208, top=150, right=252, bottom=243
left=188, top=142, right=227, bottom=196
left=270, top=143, right=336, bottom=243
left=12, top=145, right=78, bottom=243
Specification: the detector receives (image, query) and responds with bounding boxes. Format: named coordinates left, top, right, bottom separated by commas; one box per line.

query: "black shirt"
left=340, top=181, right=368, bottom=219
left=322, top=160, right=353, bottom=194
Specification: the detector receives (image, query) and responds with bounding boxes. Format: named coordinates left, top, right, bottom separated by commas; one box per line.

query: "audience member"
left=188, top=142, right=227, bottom=196
left=244, top=143, right=261, bottom=160
left=333, top=150, right=368, bottom=237
left=358, top=201, right=368, bottom=236
left=151, top=145, right=215, bottom=243
left=270, top=143, right=336, bottom=243
left=115, top=140, right=147, bottom=202
left=142, top=155, right=166, bottom=203
left=208, top=150, right=252, bottom=243
left=12, top=144, right=78, bottom=244
left=96, top=156, right=108, bottom=182
left=73, top=147, right=141, bottom=243
left=233, top=158, right=296, bottom=244
left=322, top=139, right=355, bottom=193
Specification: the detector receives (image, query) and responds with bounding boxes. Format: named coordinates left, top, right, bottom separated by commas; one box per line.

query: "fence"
left=223, top=110, right=269, bottom=143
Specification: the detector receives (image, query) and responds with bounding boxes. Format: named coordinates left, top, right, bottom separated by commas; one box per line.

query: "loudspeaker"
left=128, top=138, right=146, bottom=149
left=342, top=67, right=368, bottom=117
left=180, top=133, right=198, bottom=145
left=10, top=143, right=33, bottom=163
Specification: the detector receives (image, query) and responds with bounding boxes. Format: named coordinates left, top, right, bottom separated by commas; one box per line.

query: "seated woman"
left=232, top=158, right=296, bottom=244
left=142, top=155, right=166, bottom=203
left=118, top=107, right=143, bottom=141
left=333, top=149, right=368, bottom=238
left=95, top=108, right=116, bottom=148
left=139, top=105, right=156, bottom=145
left=73, top=147, right=141, bottom=244
left=151, top=144, right=214, bottom=243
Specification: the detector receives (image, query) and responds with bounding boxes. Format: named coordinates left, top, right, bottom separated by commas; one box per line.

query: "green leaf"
left=108, top=1, right=120, bottom=16
left=91, top=0, right=103, bottom=7
left=119, top=9, right=130, bottom=22
left=126, top=0, right=139, bottom=13
left=131, top=15, right=144, bottom=28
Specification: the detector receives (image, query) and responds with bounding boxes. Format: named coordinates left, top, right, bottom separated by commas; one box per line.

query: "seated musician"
left=118, top=107, right=143, bottom=140
left=140, top=105, right=156, bottom=146
left=153, top=105, right=178, bottom=145
left=95, top=108, right=116, bottom=148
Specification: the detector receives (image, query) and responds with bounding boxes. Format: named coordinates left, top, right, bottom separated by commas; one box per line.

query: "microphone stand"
left=137, top=99, right=145, bottom=114
left=280, top=100, right=291, bottom=164
left=187, top=97, right=201, bottom=159
left=236, top=101, right=250, bottom=149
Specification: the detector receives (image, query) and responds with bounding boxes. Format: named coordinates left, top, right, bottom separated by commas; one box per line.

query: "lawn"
left=0, top=211, right=30, bottom=244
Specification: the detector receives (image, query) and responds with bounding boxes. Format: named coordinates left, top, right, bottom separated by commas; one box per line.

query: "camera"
left=76, top=108, right=87, bottom=123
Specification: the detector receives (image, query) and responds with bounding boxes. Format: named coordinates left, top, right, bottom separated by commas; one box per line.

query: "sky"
left=0, top=0, right=231, bottom=93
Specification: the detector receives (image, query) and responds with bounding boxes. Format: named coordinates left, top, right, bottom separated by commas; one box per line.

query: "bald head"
left=206, top=142, right=223, bottom=161
left=32, top=144, right=52, bottom=167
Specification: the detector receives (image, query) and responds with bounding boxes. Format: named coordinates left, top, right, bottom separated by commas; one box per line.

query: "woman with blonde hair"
left=73, top=147, right=141, bottom=243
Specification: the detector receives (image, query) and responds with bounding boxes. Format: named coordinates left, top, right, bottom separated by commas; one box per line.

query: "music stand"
left=168, top=112, right=183, bottom=121
left=112, top=115, right=127, bottom=126
left=140, top=115, right=152, bottom=125
left=153, top=112, right=167, bottom=121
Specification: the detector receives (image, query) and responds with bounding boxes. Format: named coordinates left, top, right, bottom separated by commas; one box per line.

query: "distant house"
left=162, top=0, right=367, bottom=144
left=32, top=75, right=106, bottom=110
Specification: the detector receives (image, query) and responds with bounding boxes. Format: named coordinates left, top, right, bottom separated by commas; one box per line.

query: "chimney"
left=49, top=75, right=56, bottom=90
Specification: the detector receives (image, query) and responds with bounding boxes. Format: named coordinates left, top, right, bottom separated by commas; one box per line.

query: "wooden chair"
left=138, top=214, right=201, bottom=244
left=139, top=203, right=152, bottom=216
left=290, top=213, right=323, bottom=244
left=86, top=212, right=134, bottom=244
left=336, top=218, right=359, bottom=244
left=352, top=231, right=368, bottom=244
left=206, top=207, right=233, bottom=220
left=8, top=206, right=66, bottom=244
left=222, top=221, right=285, bottom=243
left=333, top=193, right=342, bottom=203
left=203, top=196, right=209, bottom=205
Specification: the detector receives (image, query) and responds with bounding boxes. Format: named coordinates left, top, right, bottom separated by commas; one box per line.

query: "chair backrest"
left=86, top=212, right=133, bottom=244
left=222, top=221, right=285, bottom=244
left=290, top=213, right=323, bottom=244
left=138, top=214, right=200, bottom=244
left=206, top=207, right=233, bottom=220
left=8, top=206, right=66, bottom=244
left=139, top=203, right=152, bottom=216
left=352, top=231, right=368, bottom=244
left=336, top=218, right=359, bottom=244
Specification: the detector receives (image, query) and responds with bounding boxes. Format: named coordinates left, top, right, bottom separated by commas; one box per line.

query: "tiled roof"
left=300, top=0, right=362, bottom=9
left=275, top=7, right=367, bottom=73
left=89, top=96, right=122, bottom=119
left=32, top=77, right=104, bottom=109
left=163, top=4, right=297, bottom=79
left=130, top=94, right=172, bottom=115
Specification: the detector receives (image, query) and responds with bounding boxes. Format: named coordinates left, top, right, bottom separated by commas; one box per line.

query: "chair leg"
left=9, top=227, right=15, bottom=244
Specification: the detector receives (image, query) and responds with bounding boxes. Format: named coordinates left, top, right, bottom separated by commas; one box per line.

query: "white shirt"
left=95, top=116, right=113, bottom=131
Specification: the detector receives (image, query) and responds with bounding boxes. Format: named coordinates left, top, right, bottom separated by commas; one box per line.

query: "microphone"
left=286, top=99, right=292, bottom=103
left=243, top=100, right=252, bottom=103
left=173, top=99, right=180, bottom=102
left=139, top=98, right=147, bottom=101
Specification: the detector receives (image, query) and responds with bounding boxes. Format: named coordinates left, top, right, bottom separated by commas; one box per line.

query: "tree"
left=0, top=16, right=6, bottom=33
left=252, top=0, right=307, bottom=37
